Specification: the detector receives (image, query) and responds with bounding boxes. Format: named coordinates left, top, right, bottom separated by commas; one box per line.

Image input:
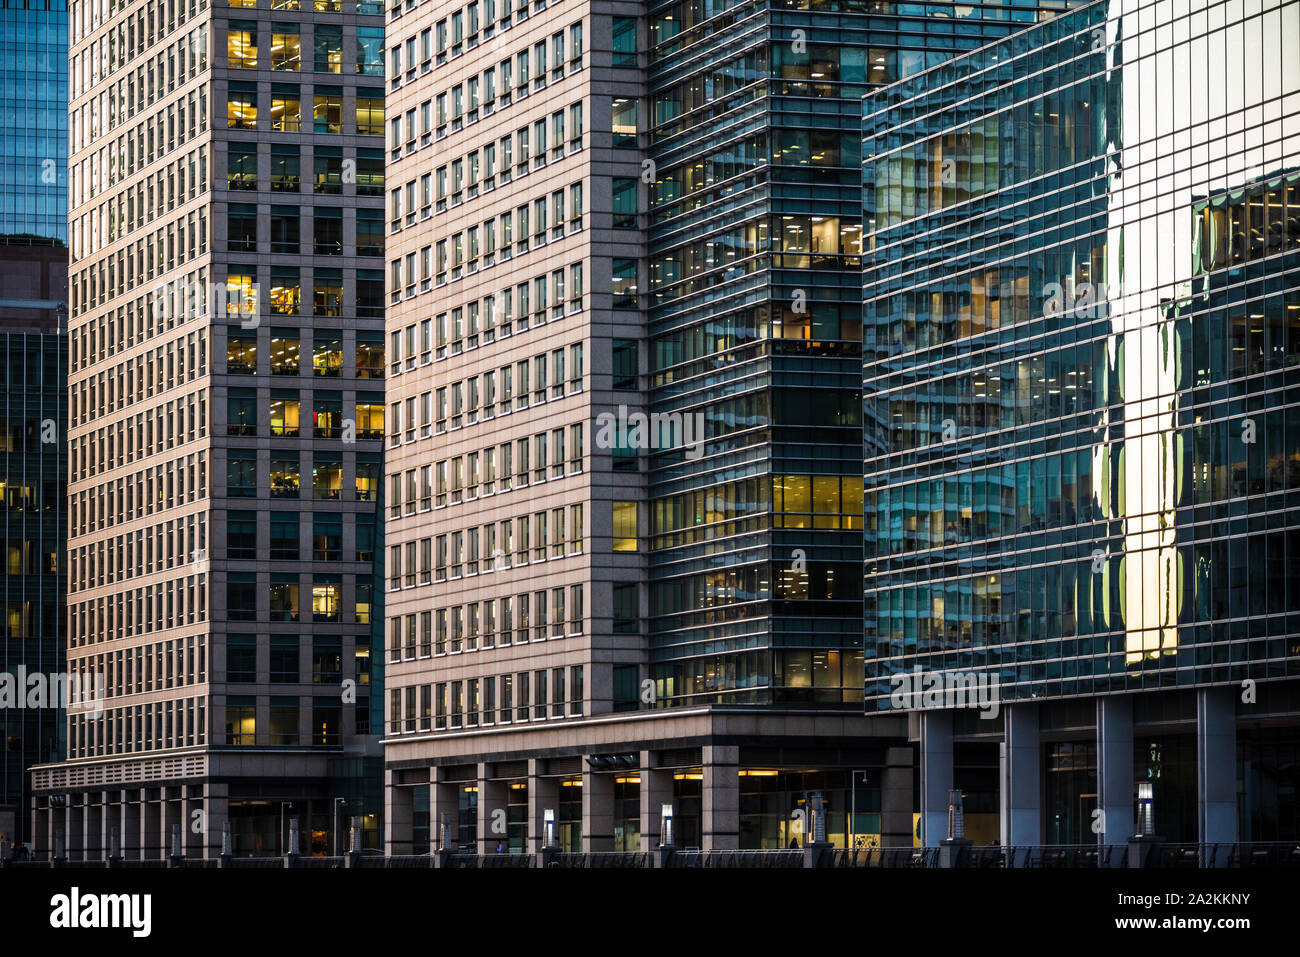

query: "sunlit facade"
left=863, top=0, right=1300, bottom=846
left=31, top=0, right=387, bottom=860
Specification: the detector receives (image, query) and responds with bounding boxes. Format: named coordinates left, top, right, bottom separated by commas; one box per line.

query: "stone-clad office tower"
left=32, top=0, right=387, bottom=859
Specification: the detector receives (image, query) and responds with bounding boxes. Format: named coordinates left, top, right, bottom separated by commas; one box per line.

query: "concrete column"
left=581, top=767, right=615, bottom=852
left=638, top=751, right=673, bottom=851
left=121, top=790, right=140, bottom=860
left=143, top=796, right=162, bottom=860
left=527, top=759, right=560, bottom=854
left=184, top=788, right=204, bottom=858
left=202, top=784, right=228, bottom=859
left=163, top=791, right=182, bottom=858
left=881, top=745, right=915, bottom=848
left=1001, top=703, right=1041, bottom=847
left=86, top=800, right=103, bottom=861
left=919, top=710, right=953, bottom=847
left=430, top=769, right=458, bottom=852
left=68, top=802, right=84, bottom=862
left=1197, top=687, right=1237, bottom=853
left=477, top=763, right=507, bottom=854
left=701, top=745, right=739, bottom=851
left=384, top=767, right=413, bottom=856
left=1096, top=694, right=1134, bottom=847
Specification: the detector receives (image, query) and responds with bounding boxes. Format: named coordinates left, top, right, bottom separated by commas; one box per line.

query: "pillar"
left=1001, top=703, right=1041, bottom=847
left=384, top=767, right=413, bottom=856
left=527, top=759, right=560, bottom=854
left=701, top=745, right=739, bottom=851
left=143, top=794, right=162, bottom=860
left=919, top=710, right=953, bottom=846
left=477, top=763, right=507, bottom=854
left=881, top=745, right=915, bottom=848
left=1197, top=687, right=1237, bottom=856
left=581, top=766, right=614, bottom=852
left=638, top=751, right=673, bottom=851
left=121, top=790, right=140, bottom=860
left=1096, top=694, right=1134, bottom=849
left=430, top=769, right=459, bottom=851
left=202, top=783, right=229, bottom=859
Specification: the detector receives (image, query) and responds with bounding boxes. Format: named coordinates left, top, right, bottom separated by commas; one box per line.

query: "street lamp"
left=334, top=798, right=347, bottom=857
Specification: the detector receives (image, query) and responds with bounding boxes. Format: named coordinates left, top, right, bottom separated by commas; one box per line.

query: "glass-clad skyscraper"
left=863, top=0, right=1300, bottom=848
left=0, top=0, right=68, bottom=853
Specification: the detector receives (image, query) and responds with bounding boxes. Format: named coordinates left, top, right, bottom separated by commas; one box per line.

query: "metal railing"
left=549, top=851, right=651, bottom=869
left=828, top=846, right=941, bottom=868
left=662, top=848, right=805, bottom=869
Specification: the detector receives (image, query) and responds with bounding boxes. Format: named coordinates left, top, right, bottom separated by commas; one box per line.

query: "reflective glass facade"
left=0, top=0, right=68, bottom=243
left=863, top=0, right=1300, bottom=707
left=645, top=0, right=1083, bottom=708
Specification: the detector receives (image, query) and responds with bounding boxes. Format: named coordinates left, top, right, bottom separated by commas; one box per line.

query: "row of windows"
left=224, top=633, right=371, bottom=685
left=71, top=507, right=207, bottom=593
left=73, top=635, right=207, bottom=700
left=71, top=575, right=208, bottom=650
left=68, top=695, right=207, bottom=760
left=226, top=573, right=371, bottom=624
left=220, top=265, right=386, bottom=318
left=72, top=453, right=206, bottom=542
left=227, top=510, right=378, bottom=563
left=226, top=327, right=384, bottom=378
left=388, top=503, right=585, bottom=588
left=226, top=85, right=385, bottom=135
left=73, top=205, right=210, bottom=314
left=224, top=693, right=365, bottom=747
left=226, top=141, right=385, bottom=195
left=71, top=20, right=207, bottom=161
left=391, top=116, right=582, bottom=226
left=92, top=138, right=207, bottom=253
left=388, top=430, right=583, bottom=528
left=389, top=586, right=584, bottom=660
left=71, top=267, right=206, bottom=373
left=226, top=19, right=384, bottom=74
left=72, top=0, right=205, bottom=87
left=388, top=665, right=586, bottom=735
left=388, top=263, right=584, bottom=366
left=225, top=448, right=381, bottom=501
left=390, top=176, right=584, bottom=293
left=71, top=389, right=206, bottom=485
left=225, top=389, right=385, bottom=440
left=389, top=347, right=583, bottom=448
left=71, top=328, right=206, bottom=433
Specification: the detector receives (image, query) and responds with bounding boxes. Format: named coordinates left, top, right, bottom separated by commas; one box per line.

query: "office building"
left=31, top=0, right=387, bottom=859
left=0, top=0, right=69, bottom=851
left=863, top=0, right=1300, bottom=847
left=382, top=0, right=1077, bottom=854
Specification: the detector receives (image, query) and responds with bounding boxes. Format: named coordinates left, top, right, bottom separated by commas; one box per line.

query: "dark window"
left=228, top=511, right=258, bottom=560
left=227, top=634, right=257, bottom=682
left=270, top=636, right=300, bottom=682
left=271, top=512, right=300, bottom=560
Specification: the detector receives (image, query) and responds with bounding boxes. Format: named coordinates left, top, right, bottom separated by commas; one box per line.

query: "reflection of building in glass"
left=864, top=0, right=1300, bottom=846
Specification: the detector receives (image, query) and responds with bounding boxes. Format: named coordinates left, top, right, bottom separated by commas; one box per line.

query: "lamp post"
left=333, top=798, right=347, bottom=857
left=279, top=802, right=292, bottom=856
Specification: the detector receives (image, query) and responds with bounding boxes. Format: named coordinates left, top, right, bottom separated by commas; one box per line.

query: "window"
left=612, top=339, right=637, bottom=389
left=271, top=26, right=301, bottom=70
left=314, top=88, right=343, bottom=133
left=613, top=178, right=637, bottom=228
left=227, top=388, right=257, bottom=435
left=227, top=84, right=257, bottom=128
left=228, top=512, right=257, bottom=560
left=612, top=98, right=636, bottom=146
left=227, top=451, right=257, bottom=497
left=225, top=697, right=256, bottom=745
left=271, top=452, right=300, bottom=497
left=613, top=501, right=637, bottom=551
left=271, top=87, right=301, bottom=131
left=227, top=635, right=257, bottom=682
left=271, top=144, right=300, bottom=190
left=270, top=513, right=300, bottom=560
left=612, top=17, right=637, bottom=65
left=228, top=143, right=257, bottom=190
left=357, top=27, right=384, bottom=75
left=612, top=260, right=637, bottom=308
left=227, top=204, right=257, bottom=250
left=228, top=22, right=258, bottom=69
left=314, top=24, right=343, bottom=73
left=270, top=574, right=301, bottom=621
left=270, top=636, right=299, bottom=682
